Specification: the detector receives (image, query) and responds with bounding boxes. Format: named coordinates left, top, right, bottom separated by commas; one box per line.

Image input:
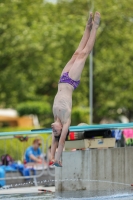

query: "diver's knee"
left=77, top=50, right=88, bottom=60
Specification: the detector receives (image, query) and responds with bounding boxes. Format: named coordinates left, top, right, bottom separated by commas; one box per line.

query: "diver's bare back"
left=53, top=83, right=73, bottom=124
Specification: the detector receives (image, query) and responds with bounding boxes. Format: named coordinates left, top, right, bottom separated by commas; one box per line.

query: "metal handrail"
left=45, top=134, right=55, bottom=177
left=0, top=122, right=133, bottom=136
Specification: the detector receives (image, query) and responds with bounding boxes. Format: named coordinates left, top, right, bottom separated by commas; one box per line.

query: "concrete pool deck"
left=0, top=186, right=55, bottom=194
left=55, top=147, right=133, bottom=191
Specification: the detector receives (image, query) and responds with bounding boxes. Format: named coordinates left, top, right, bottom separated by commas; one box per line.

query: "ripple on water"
left=0, top=193, right=54, bottom=200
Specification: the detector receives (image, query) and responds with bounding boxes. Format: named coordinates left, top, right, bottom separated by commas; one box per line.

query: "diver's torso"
left=53, top=83, right=73, bottom=124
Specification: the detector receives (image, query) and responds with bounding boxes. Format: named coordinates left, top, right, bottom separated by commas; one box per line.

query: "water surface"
left=1, top=189, right=133, bottom=200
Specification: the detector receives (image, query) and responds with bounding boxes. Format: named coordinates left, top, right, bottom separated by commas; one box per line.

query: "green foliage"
left=17, top=100, right=53, bottom=126
left=0, top=0, right=133, bottom=125
left=93, top=0, right=133, bottom=122
left=0, top=127, right=32, bottom=132
left=125, top=138, right=133, bottom=146
left=72, top=107, right=89, bottom=125
left=17, top=101, right=51, bottom=116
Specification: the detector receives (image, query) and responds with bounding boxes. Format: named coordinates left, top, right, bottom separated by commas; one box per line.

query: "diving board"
left=0, top=122, right=133, bottom=137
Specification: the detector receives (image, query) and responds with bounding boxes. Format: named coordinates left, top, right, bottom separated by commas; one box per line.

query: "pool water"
left=1, top=189, right=133, bottom=200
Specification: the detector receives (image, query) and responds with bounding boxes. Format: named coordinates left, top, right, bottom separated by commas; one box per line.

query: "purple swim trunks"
left=59, top=72, right=80, bottom=90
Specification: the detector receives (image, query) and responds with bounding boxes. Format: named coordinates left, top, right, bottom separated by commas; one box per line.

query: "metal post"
left=89, top=50, right=93, bottom=124
left=89, top=0, right=94, bottom=125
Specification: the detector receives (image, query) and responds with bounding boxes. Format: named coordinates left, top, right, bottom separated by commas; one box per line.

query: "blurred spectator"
left=24, top=139, right=42, bottom=164
left=111, top=129, right=122, bottom=147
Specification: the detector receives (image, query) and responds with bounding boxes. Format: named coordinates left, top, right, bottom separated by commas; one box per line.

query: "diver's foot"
left=53, top=160, right=62, bottom=167
left=87, top=12, right=93, bottom=31
left=93, top=12, right=100, bottom=29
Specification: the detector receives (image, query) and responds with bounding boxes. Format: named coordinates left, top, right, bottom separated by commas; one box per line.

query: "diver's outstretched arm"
left=53, top=120, right=71, bottom=167
left=51, top=133, right=58, bottom=161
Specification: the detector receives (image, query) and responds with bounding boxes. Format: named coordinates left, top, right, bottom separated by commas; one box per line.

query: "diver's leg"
left=61, top=13, right=93, bottom=75
left=76, top=12, right=93, bottom=52
left=69, top=12, right=100, bottom=81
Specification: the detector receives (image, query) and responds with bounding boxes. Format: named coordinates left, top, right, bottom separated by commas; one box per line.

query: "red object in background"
left=23, top=159, right=27, bottom=164
left=69, top=132, right=75, bottom=140
left=49, top=161, right=54, bottom=165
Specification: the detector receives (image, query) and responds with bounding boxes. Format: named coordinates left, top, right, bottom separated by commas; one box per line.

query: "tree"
left=1, top=0, right=133, bottom=126
left=93, top=0, right=133, bottom=122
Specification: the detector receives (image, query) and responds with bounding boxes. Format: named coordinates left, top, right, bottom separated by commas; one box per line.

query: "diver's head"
left=51, top=121, right=62, bottom=136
